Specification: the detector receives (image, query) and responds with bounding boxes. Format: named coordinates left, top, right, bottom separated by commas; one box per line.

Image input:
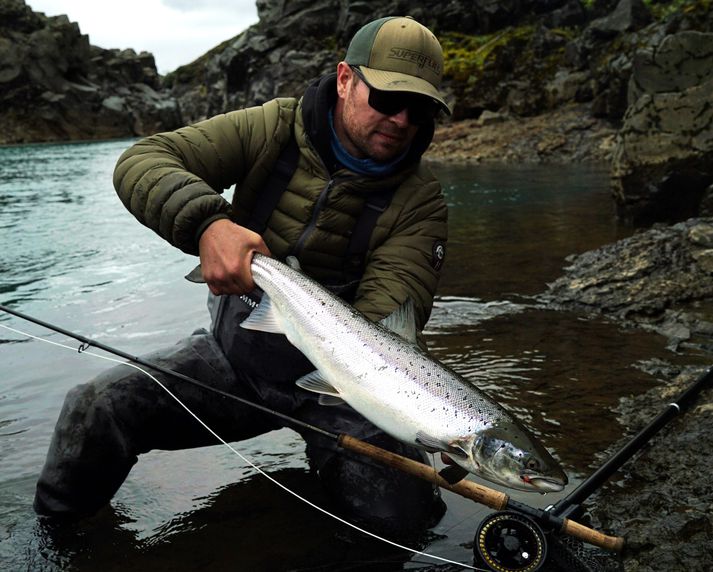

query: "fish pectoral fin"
left=240, top=294, right=284, bottom=334
left=379, top=298, right=418, bottom=345
left=448, top=441, right=470, bottom=459
left=416, top=431, right=451, bottom=454
left=438, top=465, right=470, bottom=485
left=416, top=431, right=470, bottom=459
left=296, top=371, right=340, bottom=396
left=318, top=394, right=346, bottom=406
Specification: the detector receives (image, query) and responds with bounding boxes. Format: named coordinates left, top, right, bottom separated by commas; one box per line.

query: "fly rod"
left=0, top=303, right=623, bottom=552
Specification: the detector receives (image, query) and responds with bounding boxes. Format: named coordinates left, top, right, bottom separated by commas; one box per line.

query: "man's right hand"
left=198, top=219, right=271, bottom=296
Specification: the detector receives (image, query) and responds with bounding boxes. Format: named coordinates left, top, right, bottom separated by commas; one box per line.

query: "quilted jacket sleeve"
left=112, top=99, right=292, bottom=255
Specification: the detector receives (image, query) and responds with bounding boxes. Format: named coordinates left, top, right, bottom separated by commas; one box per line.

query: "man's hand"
left=198, top=219, right=271, bottom=296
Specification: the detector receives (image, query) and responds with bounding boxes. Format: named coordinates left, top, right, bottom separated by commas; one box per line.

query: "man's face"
left=334, top=63, right=424, bottom=162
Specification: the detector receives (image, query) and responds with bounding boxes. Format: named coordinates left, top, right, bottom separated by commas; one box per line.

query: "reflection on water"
left=431, top=163, right=629, bottom=298
left=0, top=144, right=696, bottom=570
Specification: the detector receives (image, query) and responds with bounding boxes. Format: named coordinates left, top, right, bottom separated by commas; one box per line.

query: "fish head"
left=451, top=424, right=568, bottom=493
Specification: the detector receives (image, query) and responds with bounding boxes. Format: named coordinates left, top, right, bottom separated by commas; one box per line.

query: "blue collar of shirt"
left=328, top=108, right=409, bottom=177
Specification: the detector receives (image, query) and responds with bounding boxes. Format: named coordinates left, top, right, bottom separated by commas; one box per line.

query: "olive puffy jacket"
left=113, top=74, right=448, bottom=331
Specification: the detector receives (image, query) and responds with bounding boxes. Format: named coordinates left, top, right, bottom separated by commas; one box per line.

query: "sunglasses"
left=350, top=66, right=440, bottom=126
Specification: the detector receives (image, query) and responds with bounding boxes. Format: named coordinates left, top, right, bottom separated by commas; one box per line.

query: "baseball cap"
left=344, top=16, right=451, bottom=115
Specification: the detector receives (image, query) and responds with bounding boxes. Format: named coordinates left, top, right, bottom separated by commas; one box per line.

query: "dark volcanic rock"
left=166, top=0, right=601, bottom=124
left=611, top=31, right=713, bottom=225
left=0, top=0, right=181, bottom=144
left=540, top=216, right=713, bottom=570
left=543, top=218, right=713, bottom=354
left=544, top=218, right=713, bottom=317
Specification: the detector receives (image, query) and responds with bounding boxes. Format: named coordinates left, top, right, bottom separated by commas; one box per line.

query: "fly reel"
left=475, top=511, right=547, bottom=572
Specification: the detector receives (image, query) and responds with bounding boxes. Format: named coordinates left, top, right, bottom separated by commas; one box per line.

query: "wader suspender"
left=246, top=135, right=301, bottom=235
left=343, top=186, right=396, bottom=282
left=247, top=135, right=397, bottom=284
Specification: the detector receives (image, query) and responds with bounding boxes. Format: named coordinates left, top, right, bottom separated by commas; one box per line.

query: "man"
left=35, top=16, right=451, bottom=537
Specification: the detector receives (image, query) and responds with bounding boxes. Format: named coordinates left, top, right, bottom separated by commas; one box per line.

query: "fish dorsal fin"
left=296, top=370, right=340, bottom=396
left=240, top=294, right=284, bottom=334
left=379, top=298, right=418, bottom=344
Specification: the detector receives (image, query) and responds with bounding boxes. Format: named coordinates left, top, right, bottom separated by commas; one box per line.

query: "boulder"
left=589, top=0, right=652, bottom=38
left=611, top=31, right=713, bottom=225
left=543, top=218, right=713, bottom=354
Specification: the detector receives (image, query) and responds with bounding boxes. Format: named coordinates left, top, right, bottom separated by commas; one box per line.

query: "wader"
left=34, top=292, right=446, bottom=537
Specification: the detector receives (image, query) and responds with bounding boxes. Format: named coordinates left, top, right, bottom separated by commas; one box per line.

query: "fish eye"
left=525, top=457, right=540, bottom=471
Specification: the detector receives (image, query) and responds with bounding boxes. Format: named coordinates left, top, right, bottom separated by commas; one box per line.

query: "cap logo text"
left=388, top=47, right=441, bottom=74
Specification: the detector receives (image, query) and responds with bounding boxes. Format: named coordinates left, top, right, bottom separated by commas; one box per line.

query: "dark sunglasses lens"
left=367, top=90, right=403, bottom=116
left=367, top=90, right=437, bottom=125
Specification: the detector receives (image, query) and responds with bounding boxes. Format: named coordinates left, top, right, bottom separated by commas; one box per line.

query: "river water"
left=0, top=140, right=694, bottom=571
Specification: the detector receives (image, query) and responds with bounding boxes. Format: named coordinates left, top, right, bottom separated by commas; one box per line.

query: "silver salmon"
left=241, top=254, right=567, bottom=493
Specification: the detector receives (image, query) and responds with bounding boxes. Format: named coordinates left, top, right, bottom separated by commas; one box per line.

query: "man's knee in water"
left=314, top=435, right=446, bottom=538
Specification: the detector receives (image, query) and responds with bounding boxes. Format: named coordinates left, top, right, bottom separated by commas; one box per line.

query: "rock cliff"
left=2, top=0, right=713, bottom=225
left=0, top=0, right=180, bottom=143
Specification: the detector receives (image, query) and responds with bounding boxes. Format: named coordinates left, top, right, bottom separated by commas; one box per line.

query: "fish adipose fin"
left=240, top=295, right=284, bottom=334
left=379, top=298, right=418, bottom=344
left=185, top=264, right=205, bottom=283
left=296, top=370, right=341, bottom=396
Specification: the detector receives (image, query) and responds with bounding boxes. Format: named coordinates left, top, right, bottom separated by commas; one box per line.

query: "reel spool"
left=475, top=511, right=548, bottom=572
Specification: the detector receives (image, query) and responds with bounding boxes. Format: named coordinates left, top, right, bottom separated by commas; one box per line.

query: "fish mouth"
left=520, top=475, right=567, bottom=493
left=522, top=475, right=567, bottom=493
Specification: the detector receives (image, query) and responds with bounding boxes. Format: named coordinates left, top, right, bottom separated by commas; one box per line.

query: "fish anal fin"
left=296, top=370, right=340, bottom=396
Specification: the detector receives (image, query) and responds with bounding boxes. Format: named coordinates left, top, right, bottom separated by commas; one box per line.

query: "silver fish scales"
left=244, top=254, right=567, bottom=492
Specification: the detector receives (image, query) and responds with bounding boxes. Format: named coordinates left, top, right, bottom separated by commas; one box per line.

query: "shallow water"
left=0, top=142, right=696, bottom=570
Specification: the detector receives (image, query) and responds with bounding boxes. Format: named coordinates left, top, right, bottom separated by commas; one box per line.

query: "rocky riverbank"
left=427, top=102, right=619, bottom=164
left=539, top=218, right=713, bottom=571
